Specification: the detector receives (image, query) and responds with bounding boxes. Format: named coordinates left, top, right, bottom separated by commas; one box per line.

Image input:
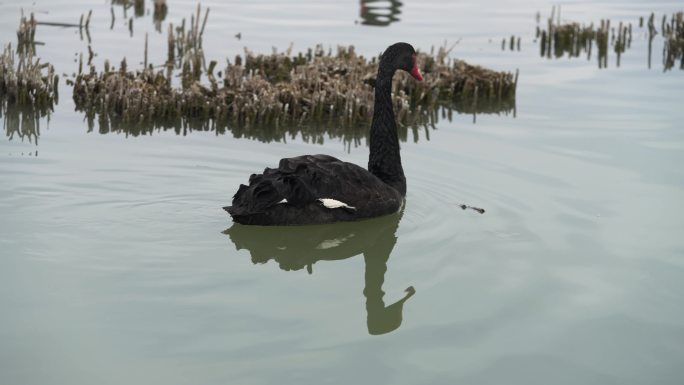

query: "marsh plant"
left=1, top=42, right=59, bottom=144
left=663, top=11, right=684, bottom=70
left=72, top=42, right=517, bottom=140
left=536, top=8, right=684, bottom=70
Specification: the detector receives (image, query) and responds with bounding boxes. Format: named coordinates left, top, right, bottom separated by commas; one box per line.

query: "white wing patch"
left=277, top=198, right=288, bottom=204
left=318, top=198, right=356, bottom=210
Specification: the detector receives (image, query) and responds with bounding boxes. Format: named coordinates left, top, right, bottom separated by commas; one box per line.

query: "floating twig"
left=458, top=204, right=486, bottom=214
left=35, top=21, right=81, bottom=27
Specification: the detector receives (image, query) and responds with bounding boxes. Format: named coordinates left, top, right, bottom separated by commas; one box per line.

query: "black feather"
left=226, top=155, right=403, bottom=225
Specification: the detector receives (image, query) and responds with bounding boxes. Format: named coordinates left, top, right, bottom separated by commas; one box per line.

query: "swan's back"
left=225, top=154, right=403, bottom=225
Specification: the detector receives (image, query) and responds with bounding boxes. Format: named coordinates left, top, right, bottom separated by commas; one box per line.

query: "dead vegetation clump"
left=663, top=11, right=684, bottom=70
left=72, top=39, right=517, bottom=138
left=536, top=6, right=632, bottom=68
left=536, top=7, right=684, bottom=70
left=538, top=18, right=626, bottom=68
left=1, top=44, right=58, bottom=144
left=2, top=16, right=56, bottom=144
left=1, top=44, right=58, bottom=110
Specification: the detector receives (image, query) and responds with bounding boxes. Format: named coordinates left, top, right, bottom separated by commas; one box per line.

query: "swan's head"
left=381, top=42, right=423, bottom=81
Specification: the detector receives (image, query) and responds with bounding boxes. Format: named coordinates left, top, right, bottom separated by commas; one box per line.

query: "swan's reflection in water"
left=360, top=0, right=403, bottom=27
left=224, top=209, right=414, bottom=335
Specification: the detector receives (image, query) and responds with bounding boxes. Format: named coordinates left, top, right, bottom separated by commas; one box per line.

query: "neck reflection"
left=224, top=208, right=413, bottom=335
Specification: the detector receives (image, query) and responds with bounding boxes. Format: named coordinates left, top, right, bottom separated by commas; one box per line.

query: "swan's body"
left=227, top=154, right=403, bottom=225
left=225, top=43, right=422, bottom=225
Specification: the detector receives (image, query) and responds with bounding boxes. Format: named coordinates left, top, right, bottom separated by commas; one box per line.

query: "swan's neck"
left=368, top=68, right=406, bottom=196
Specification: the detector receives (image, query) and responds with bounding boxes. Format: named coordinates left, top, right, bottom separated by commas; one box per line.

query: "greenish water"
left=2, top=1, right=684, bottom=384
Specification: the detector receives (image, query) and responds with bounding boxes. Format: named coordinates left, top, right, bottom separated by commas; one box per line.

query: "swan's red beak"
left=410, top=55, right=423, bottom=81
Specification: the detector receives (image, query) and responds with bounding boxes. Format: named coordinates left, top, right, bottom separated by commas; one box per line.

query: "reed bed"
left=536, top=6, right=633, bottom=68
left=536, top=8, right=684, bottom=70
left=537, top=18, right=627, bottom=67
left=1, top=43, right=58, bottom=144
left=663, top=11, right=684, bottom=70
left=1, top=44, right=58, bottom=109
left=72, top=1, right=515, bottom=136
left=72, top=40, right=517, bottom=137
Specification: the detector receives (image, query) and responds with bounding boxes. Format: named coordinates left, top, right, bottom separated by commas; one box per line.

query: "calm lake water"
left=2, top=0, right=684, bottom=384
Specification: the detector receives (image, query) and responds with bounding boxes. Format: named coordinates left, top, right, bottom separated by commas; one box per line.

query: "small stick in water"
left=36, top=21, right=81, bottom=27
left=459, top=204, right=486, bottom=214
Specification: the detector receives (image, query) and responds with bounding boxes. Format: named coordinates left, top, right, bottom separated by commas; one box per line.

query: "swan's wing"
left=227, top=154, right=402, bottom=219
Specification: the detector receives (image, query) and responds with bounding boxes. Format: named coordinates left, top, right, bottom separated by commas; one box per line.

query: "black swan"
left=224, top=42, right=423, bottom=225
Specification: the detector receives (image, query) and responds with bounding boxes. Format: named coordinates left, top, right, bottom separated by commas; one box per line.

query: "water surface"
left=1, top=1, right=683, bottom=384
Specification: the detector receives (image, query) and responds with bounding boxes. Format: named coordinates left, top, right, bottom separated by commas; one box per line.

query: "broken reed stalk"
left=167, top=23, right=175, bottom=65
left=502, top=35, right=521, bottom=51
left=199, top=6, right=210, bottom=44
left=144, top=33, right=148, bottom=69
left=72, top=42, right=517, bottom=140
left=85, top=10, right=92, bottom=29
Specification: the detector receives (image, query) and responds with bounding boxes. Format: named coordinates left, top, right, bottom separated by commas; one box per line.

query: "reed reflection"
left=224, top=209, right=414, bottom=335
left=360, top=0, right=403, bottom=27
left=1, top=104, right=48, bottom=145
left=80, top=99, right=515, bottom=147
